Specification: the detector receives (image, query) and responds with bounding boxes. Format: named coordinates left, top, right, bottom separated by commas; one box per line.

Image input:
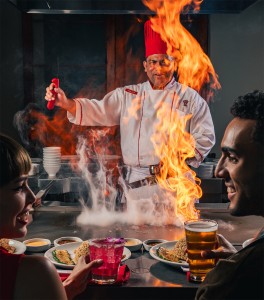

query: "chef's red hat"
left=144, top=20, right=167, bottom=58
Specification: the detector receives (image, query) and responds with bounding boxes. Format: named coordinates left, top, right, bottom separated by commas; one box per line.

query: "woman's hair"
left=0, top=133, right=31, bottom=187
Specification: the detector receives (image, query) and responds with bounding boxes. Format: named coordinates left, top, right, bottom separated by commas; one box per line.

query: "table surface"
left=20, top=209, right=263, bottom=300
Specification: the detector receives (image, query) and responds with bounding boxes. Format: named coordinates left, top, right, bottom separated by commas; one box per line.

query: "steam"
left=75, top=137, right=184, bottom=227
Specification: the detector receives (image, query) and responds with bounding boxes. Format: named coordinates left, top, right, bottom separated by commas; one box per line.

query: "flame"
left=151, top=100, right=201, bottom=221
left=141, top=0, right=220, bottom=221
left=21, top=108, right=76, bottom=155
left=17, top=104, right=121, bottom=161
left=143, top=0, right=221, bottom=101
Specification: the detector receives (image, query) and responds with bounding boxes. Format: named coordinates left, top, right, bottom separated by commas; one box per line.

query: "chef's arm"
left=45, top=83, right=76, bottom=116
left=187, top=101, right=215, bottom=167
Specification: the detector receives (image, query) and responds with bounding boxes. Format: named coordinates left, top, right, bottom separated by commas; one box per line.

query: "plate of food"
left=44, top=241, right=131, bottom=269
left=0, top=238, right=26, bottom=254
left=149, top=240, right=189, bottom=268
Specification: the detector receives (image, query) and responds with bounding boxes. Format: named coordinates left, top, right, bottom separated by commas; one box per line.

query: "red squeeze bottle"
left=47, top=78, right=59, bottom=110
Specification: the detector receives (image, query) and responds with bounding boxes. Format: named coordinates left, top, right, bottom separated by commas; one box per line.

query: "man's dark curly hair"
left=230, top=90, right=264, bottom=145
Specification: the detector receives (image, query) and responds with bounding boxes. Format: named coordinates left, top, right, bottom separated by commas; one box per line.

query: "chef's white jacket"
left=68, top=78, right=215, bottom=183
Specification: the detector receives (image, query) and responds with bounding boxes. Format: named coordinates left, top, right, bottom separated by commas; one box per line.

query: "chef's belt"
left=126, top=164, right=160, bottom=189
left=127, top=176, right=158, bottom=189
left=149, top=164, right=161, bottom=175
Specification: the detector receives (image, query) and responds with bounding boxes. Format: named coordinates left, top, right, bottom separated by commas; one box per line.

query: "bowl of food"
left=54, top=237, right=83, bottom=247
left=124, top=238, right=143, bottom=252
left=143, top=239, right=168, bottom=251
left=23, top=238, right=51, bottom=252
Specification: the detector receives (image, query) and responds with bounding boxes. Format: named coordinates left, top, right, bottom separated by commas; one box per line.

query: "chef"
left=45, top=20, right=215, bottom=203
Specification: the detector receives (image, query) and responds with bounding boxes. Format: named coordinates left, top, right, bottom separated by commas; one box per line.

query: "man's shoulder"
left=178, top=83, right=202, bottom=99
left=116, top=82, right=147, bottom=95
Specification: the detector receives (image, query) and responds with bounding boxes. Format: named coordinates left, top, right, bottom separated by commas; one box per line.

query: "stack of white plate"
left=43, top=147, right=61, bottom=178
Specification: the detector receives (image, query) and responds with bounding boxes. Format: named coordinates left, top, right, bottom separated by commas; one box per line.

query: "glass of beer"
left=184, top=219, right=218, bottom=282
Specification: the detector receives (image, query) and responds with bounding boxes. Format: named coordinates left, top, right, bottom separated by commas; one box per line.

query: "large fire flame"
left=143, top=0, right=221, bottom=101
left=143, top=0, right=221, bottom=220
left=151, top=101, right=201, bottom=220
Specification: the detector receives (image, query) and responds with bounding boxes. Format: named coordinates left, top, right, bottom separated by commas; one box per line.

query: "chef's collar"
left=148, top=77, right=176, bottom=90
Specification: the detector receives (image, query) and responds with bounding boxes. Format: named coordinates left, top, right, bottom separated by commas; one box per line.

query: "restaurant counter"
left=21, top=208, right=263, bottom=300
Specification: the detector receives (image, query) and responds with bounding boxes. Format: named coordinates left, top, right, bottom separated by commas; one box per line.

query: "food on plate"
left=125, top=239, right=139, bottom=246
left=0, top=238, right=16, bottom=253
left=23, top=238, right=51, bottom=252
left=25, top=240, right=49, bottom=247
left=157, top=238, right=188, bottom=262
left=73, top=241, right=89, bottom=264
left=53, top=236, right=83, bottom=247
left=124, top=238, right=142, bottom=251
left=57, top=239, right=79, bottom=245
left=52, top=249, right=75, bottom=265
left=143, top=239, right=167, bottom=251
left=52, top=241, right=90, bottom=266
left=146, top=241, right=162, bottom=247
left=173, top=238, right=188, bottom=261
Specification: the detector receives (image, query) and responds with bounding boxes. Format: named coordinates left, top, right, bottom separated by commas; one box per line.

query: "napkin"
left=59, top=264, right=130, bottom=285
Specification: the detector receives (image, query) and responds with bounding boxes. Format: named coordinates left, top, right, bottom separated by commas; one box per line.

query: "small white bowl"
left=43, top=147, right=61, bottom=152
left=23, top=238, right=51, bottom=252
left=124, top=238, right=143, bottom=252
left=143, top=239, right=168, bottom=251
left=54, top=236, right=83, bottom=247
left=43, top=164, right=61, bottom=178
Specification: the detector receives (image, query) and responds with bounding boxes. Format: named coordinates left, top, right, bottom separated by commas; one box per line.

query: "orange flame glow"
left=26, top=109, right=77, bottom=155
left=151, top=100, right=201, bottom=220
left=143, top=0, right=221, bottom=101
left=23, top=107, right=121, bottom=159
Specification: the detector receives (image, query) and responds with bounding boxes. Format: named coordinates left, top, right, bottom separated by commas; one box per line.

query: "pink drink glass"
left=89, top=237, right=125, bottom=284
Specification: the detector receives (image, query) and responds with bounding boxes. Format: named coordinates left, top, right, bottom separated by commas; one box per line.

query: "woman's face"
left=0, top=175, right=35, bottom=238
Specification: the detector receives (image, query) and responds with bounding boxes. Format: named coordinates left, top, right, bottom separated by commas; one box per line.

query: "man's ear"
left=143, top=61, right=147, bottom=72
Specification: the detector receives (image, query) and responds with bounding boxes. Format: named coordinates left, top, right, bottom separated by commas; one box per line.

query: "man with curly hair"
left=195, top=90, right=264, bottom=300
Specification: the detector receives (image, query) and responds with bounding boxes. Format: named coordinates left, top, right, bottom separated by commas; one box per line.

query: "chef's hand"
left=63, top=256, right=103, bottom=300
left=45, top=83, right=76, bottom=116
left=201, top=234, right=237, bottom=260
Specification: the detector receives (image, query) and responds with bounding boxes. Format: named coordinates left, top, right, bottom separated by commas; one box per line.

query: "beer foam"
left=185, top=220, right=218, bottom=232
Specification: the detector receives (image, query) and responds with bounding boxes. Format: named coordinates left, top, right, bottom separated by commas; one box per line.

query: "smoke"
left=75, top=137, right=185, bottom=227
left=216, top=220, right=235, bottom=231
left=13, top=103, right=48, bottom=157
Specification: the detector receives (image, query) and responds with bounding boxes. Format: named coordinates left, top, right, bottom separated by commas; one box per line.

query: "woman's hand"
left=33, top=197, right=41, bottom=208
left=63, top=256, right=103, bottom=300
left=201, top=234, right=237, bottom=260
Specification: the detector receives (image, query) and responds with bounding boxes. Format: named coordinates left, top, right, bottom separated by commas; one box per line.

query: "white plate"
left=44, top=242, right=131, bottom=269
left=8, top=239, right=27, bottom=254
left=149, top=241, right=189, bottom=268
left=242, top=238, right=254, bottom=248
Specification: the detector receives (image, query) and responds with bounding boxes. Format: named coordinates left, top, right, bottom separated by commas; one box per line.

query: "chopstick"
left=35, top=180, right=55, bottom=199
